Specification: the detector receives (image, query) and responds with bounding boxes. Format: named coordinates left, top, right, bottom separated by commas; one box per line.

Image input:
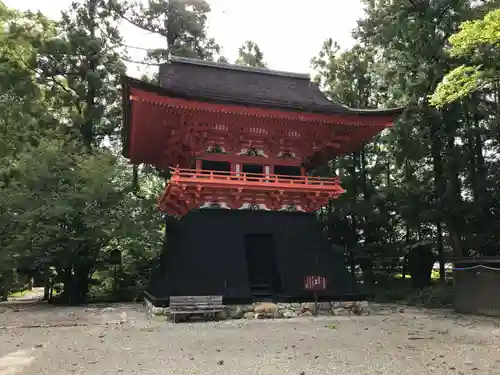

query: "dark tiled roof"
left=158, top=57, right=404, bottom=116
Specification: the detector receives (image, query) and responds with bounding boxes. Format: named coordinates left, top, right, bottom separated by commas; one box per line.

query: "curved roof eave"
left=122, top=75, right=406, bottom=118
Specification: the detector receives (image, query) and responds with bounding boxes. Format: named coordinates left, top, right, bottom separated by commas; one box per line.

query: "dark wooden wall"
left=147, top=209, right=362, bottom=305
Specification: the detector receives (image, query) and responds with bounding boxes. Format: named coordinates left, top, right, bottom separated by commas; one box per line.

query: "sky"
left=4, top=0, right=365, bottom=77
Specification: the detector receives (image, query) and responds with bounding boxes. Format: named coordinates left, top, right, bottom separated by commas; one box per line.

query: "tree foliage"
left=312, top=0, right=500, bottom=288
left=235, top=40, right=267, bottom=68
left=2, top=0, right=500, bottom=303
left=430, top=9, right=500, bottom=107
left=0, top=0, right=163, bottom=302
left=119, top=0, right=220, bottom=62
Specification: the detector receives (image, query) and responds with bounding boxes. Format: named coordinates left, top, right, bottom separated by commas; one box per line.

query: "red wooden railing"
left=169, top=166, right=343, bottom=190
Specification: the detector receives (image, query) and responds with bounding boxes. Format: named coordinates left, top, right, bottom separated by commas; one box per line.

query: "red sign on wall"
left=304, top=276, right=327, bottom=291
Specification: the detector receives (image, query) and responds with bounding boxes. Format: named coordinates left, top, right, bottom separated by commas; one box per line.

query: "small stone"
left=242, top=305, right=254, bottom=313
left=282, top=310, right=297, bottom=319
left=352, top=305, right=363, bottom=316
left=255, top=313, right=268, bottom=319
left=399, top=308, right=405, bottom=313
left=217, top=360, right=224, bottom=365
left=243, top=311, right=254, bottom=319
left=299, top=310, right=313, bottom=317
left=152, top=307, right=164, bottom=316
left=341, top=301, right=356, bottom=309
left=301, top=302, right=317, bottom=312
left=216, top=310, right=229, bottom=320
left=228, top=306, right=245, bottom=319
left=34, top=344, right=44, bottom=348
left=254, top=302, right=278, bottom=314
left=277, top=303, right=291, bottom=310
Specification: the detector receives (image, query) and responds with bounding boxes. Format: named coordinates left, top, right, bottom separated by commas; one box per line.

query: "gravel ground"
left=1, top=302, right=500, bottom=375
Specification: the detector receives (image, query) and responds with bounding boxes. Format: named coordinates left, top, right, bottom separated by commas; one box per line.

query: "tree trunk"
left=43, top=279, right=50, bottom=301
left=445, top=122, right=464, bottom=256
left=466, top=120, right=479, bottom=202
left=1, top=272, right=11, bottom=301
left=81, top=0, right=98, bottom=148
left=473, top=123, right=486, bottom=199
left=430, top=115, right=462, bottom=257
left=42, top=264, right=50, bottom=301
left=436, top=220, right=445, bottom=282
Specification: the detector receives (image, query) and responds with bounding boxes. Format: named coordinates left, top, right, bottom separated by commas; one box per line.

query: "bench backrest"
left=170, top=295, right=223, bottom=310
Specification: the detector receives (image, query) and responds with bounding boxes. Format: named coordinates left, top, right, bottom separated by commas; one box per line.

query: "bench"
left=170, top=295, right=224, bottom=323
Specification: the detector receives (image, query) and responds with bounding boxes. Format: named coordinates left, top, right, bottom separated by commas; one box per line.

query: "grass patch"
left=371, top=281, right=453, bottom=308
left=9, top=290, right=28, bottom=297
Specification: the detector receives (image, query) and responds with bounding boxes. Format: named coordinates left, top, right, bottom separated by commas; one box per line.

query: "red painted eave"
left=121, top=76, right=406, bottom=167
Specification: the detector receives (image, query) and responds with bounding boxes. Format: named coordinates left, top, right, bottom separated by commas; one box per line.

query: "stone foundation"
left=146, top=299, right=371, bottom=321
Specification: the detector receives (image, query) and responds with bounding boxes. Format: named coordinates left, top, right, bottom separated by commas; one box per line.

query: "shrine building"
left=122, top=56, right=404, bottom=305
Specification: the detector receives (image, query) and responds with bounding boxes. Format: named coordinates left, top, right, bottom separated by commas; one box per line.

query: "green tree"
left=119, top=0, right=220, bottom=62
left=0, top=2, right=62, bottom=298
left=355, top=0, right=483, bottom=260
left=1, top=1, right=164, bottom=303
left=235, top=40, right=267, bottom=68
left=311, top=0, right=500, bottom=289
left=430, top=9, right=500, bottom=107
left=312, top=41, right=409, bottom=286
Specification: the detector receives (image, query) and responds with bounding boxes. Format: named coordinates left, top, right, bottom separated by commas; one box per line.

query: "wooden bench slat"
left=171, top=300, right=222, bottom=302
left=169, top=295, right=224, bottom=322
left=170, top=302, right=223, bottom=305
left=170, top=295, right=222, bottom=299
left=171, top=305, right=222, bottom=309
left=173, top=310, right=222, bottom=312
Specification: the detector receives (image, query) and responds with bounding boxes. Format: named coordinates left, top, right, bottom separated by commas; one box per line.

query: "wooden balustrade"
left=169, top=167, right=342, bottom=189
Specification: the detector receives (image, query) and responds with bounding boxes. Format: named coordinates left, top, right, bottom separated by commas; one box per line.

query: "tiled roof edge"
left=168, top=56, right=311, bottom=80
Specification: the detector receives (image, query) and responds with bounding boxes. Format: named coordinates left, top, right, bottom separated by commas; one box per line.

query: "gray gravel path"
left=1, top=303, right=500, bottom=375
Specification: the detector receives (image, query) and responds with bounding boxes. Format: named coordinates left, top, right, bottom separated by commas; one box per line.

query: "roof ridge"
left=168, top=56, right=310, bottom=80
